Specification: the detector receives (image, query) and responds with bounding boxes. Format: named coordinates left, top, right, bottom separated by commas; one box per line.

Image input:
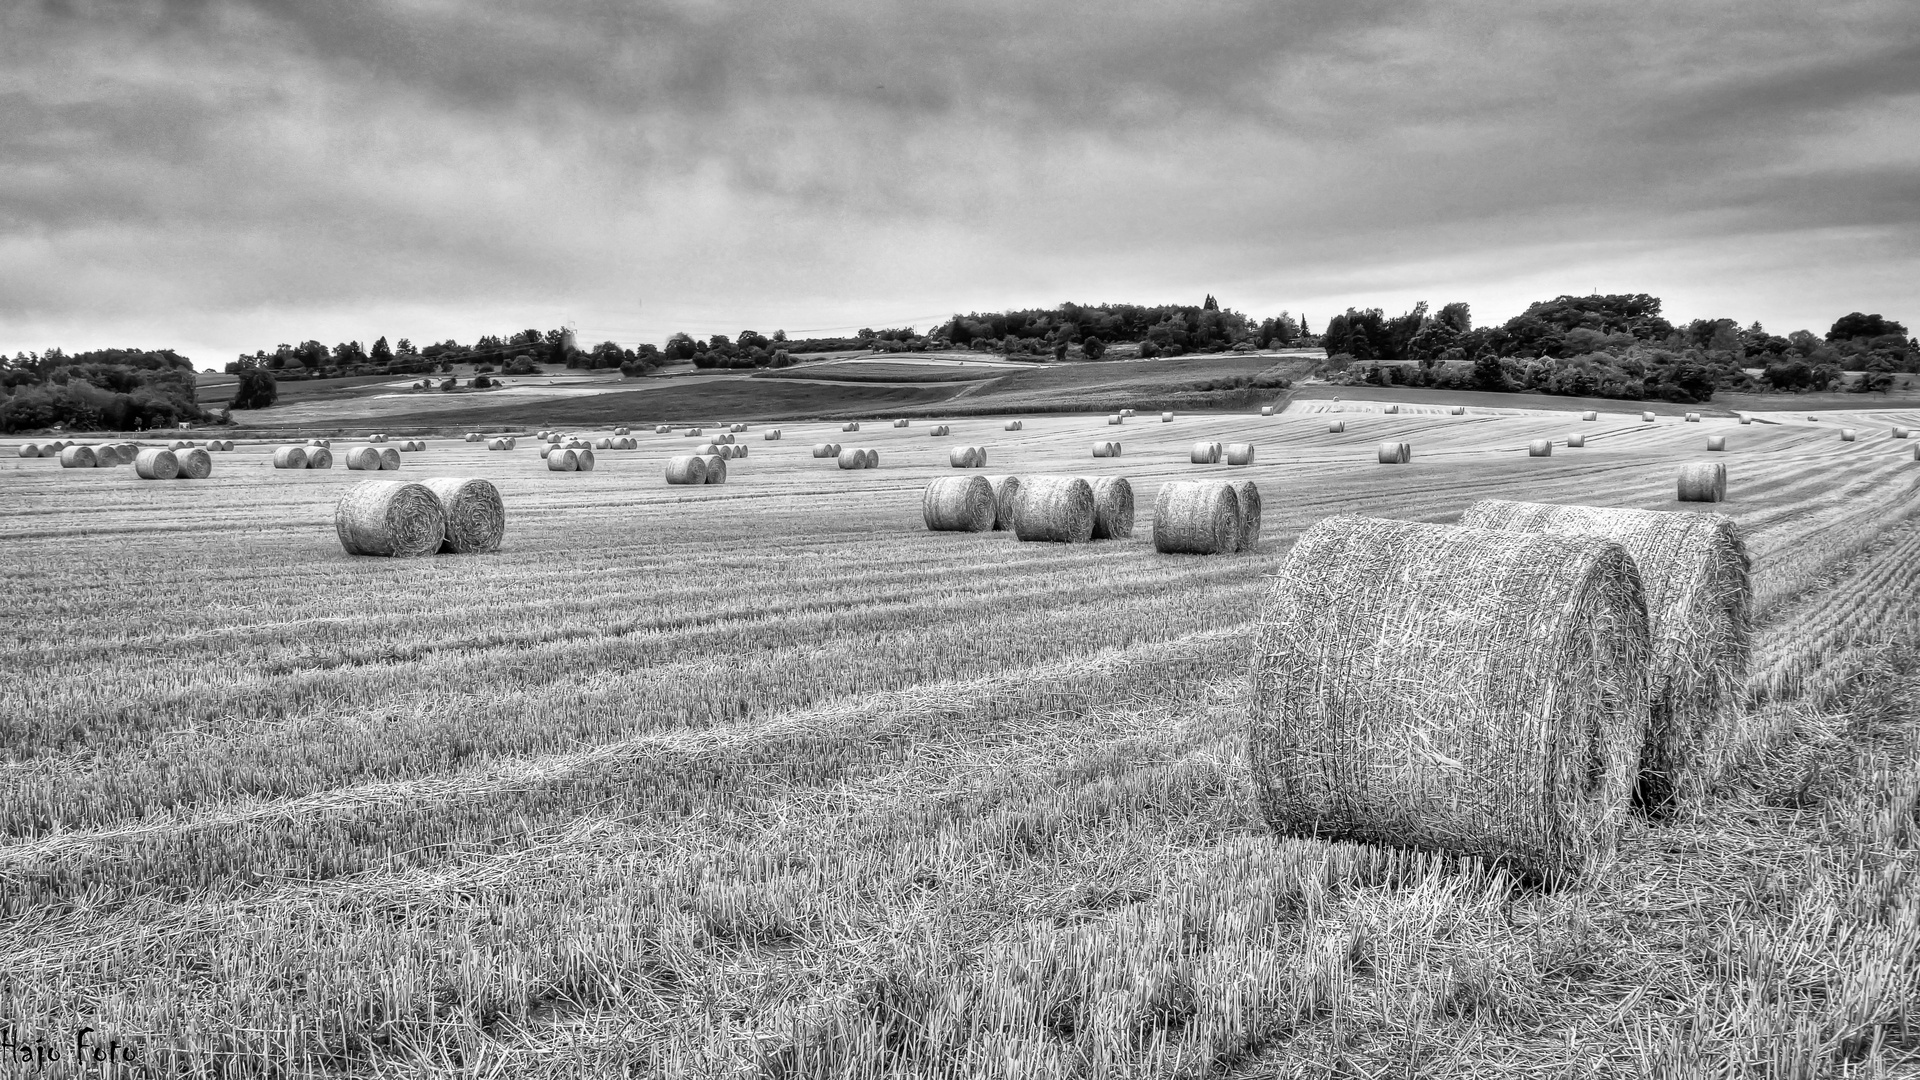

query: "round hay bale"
left=1108, top=414, right=1123, bottom=425
left=466, top=433, right=481, bottom=442
left=1641, top=412, right=1656, bottom=423
left=693, top=442, right=720, bottom=456
left=1841, top=429, right=1858, bottom=442
left=730, top=423, right=747, bottom=433
left=1225, top=443, right=1255, bottom=466
left=1685, top=413, right=1700, bottom=422
left=595, top=437, right=613, bottom=450
left=949, top=446, right=979, bottom=468
left=842, top=422, right=860, bottom=432
left=700, top=454, right=726, bottom=483
left=1739, top=416, right=1751, bottom=425
left=1889, top=426, right=1909, bottom=439
left=656, top=425, right=673, bottom=434
left=734, top=444, right=749, bottom=459
left=538, top=445, right=553, bottom=458
left=487, top=438, right=506, bottom=451
left=665, top=455, right=707, bottom=484
left=1583, top=411, right=1598, bottom=421
left=1089, top=476, right=1134, bottom=540
left=864, top=449, right=879, bottom=468
left=377, top=447, right=401, bottom=470
left=1451, top=406, right=1466, bottom=416
left=420, top=477, right=506, bottom=554
left=1004, top=420, right=1024, bottom=431
left=1568, top=434, right=1586, bottom=448
left=717, top=444, right=736, bottom=460
left=173, top=447, right=212, bottom=478
left=134, top=448, right=179, bottom=479
left=575, top=448, right=596, bottom=472
left=306, top=447, right=333, bottom=469
left=547, top=448, right=578, bottom=472
left=837, top=448, right=866, bottom=470
left=1190, top=441, right=1218, bottom=465
left=614, top=426, right=630, bottom=436
left=1528, top=439, right=1552, bottom=457
left=1229, top=480, right=1261, bottom=551
left=1461, top=499, right=1751, bottom=810
left=504, top=438, right=517, bottom=449
left=537, top=430, right=552, bottom=439
left=1386, top=404, right=1399, bottom=415
left=1329, top=420, right=1346, bottom=434
left=716, top=433, right=735, bottom=445
left=812, top=443, right=836, bottom=458
left=685, top=428, right=704, bottom=437
left=984, top=475, right=1024, bottom=530
left=933, top=424, right=951, bottom=436
left=272, top=445, right=308, bottom=470
left=1807, top=415, right=1818, bottom=422
left=1913, top=444, right=1919, bottom=461
left=1706, top=435, right=1727, bottom=451
left=765, top=429, right=782, bottom=440
left=203, top=440, right=222, bottom=451
left=1377, top=441, right=1411, bottom=464
left=1250, top=515, right=1650, bottom=884
left=1151, top=480, right=1240, bottom=554
left=58, top=445, right=99, bottom=469
left=1677, top=462, right=1726, bottom=503
left=335, top=480, right=445, bottom=557
left=369, top=433, right=388, bottom=443
left=1012, top=475, right=1096, bottom=543
left=829, top=442, right=842, bottom=456
left=1161, top=412, right=1174, bottom=423
left=923, top=476, right=995, bottom=532
left=308, top=439, right=332, bottom=448
left=17, top=443, right=40, bottom=458
left=1093, top=441, right=1117, bottom=459
left=168, top=439, right=192, bottom=451
left=895, top=418, right=910, bottom=428
left=1261, top=406, right=1275, bottom=416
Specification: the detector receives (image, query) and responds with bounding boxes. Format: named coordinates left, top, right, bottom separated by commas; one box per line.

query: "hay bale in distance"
left=1568, top=434, right=1586, bottom=448
left=174, top=447, right=212, bottom=478
left=1089, top=476, right=1134, bottom=540
left=894, top=419, right=910, bottom=428
left=812, top=443, right=836, bottom=458
left=923, top=476, right=995, bottom=532
left=272, top=445, right=308, bottom=470
left=421, top=477, right=506, bottom=554
left=733, top=444, right=749, bottom=459
left=575, top=448, right=596, bottom=472
left=1261, top=406, right=1275, bottom=416
left=614, top=426, right=630, bottom=436
left=842, top=422, right=860, bottom=432
left=985, top=475, right=1023, bottom=531
left=1093, top=441, right=1119, bottom=458
left=1012, top=475, right=1096, bottom=543
left=694, top=443, right=720, bottom=456
left=1642, top=412, right=1656, bottom=422
left=1249, top=515, right=1650, bottom=884
left=1685, top=413, right=1700, bottom=422
left=699, top=454, right=725, bottom=483
left=1841, top=429, right=1858, bottom=442
left=1229, top=480, right=1261, bottom=551
left=1529, top=439, right=1552, bottom=457
left=547, top=448, right=578, bottom=472
left=134, top=448, right=180, bottom=480
left=1152, top=480, right=1240, bottom=555
left=864, top=449, right=879, bottom=468
left=765, top=429, right=782, bottom=441
left=1461, top=498, right=1752, bottom=810
left=1225, top=443, right=1255, bottom=466
left=1329, top=420, right=1346, bottom=434
left=664, top=455, right=708, bottom=485
left=838, top=448, right=866, bottom=470
left=1160, top=412, right=1174, bottom=423
left=1451, top=406, right=1466, bottom=416
left=1004, top=420, right=1024, bottom=431
left=1739, top=416, right=1751, bottom=425
left=378, top=448, right=401, bottom=470
left=656, top=425, right=673, bottom=434
left=335, top=480, right=445, bottom=557
left=595, top=437, right=613, bottom=450
left=1583, top=411, right=1598, bottom=421
left=17, top=443, right=40, bottom=458
left=730, top=423, right=747, bottom=433
left=1108, top=414, right=1123, bottom=425
left=1386, top=404, right=1399, bottom=414
left=949, top=446, right=984, bottom=468
left=1677, top=462, right=1726, bottom=503
left=1706, top=435, right=1727, bottom=451
left=306, top=447, right=333, bottom=469
left=1378, top=441, right=1411, bottom=464
left=1190, top=441, right=1219, bottom=464
left=58, top=445, right=99, bottom=468
left=1891, top=426, right=1909, bottom=439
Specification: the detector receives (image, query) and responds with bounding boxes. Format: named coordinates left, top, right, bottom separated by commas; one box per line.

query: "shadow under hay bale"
left=335, top=480, right=446, bottom=558
left=1152, top=480, right=1240, bottom=555
left=1089, top=476, right=1134, bottom=539
left=421, top=478, right=505, bottom=554
left=1677, top=462, right=1726, bottom=503
left=1460, top=498, right=1752, bottom=813
left=1012, top=475, right=1095, bottom=543
left=923, top=476, right=995, bottom=532
left=1249, top=515, right=1651, bottom=886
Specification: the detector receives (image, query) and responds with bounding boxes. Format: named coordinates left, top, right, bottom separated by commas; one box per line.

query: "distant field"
left=4, top=403, right=1919, bottom=1075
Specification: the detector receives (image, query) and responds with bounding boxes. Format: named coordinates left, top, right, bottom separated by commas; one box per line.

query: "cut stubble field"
left=2, top=402, right=1919, bottom=1077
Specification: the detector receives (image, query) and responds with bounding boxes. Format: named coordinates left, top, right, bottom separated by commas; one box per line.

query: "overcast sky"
left=2, top=0, right=1916, bottom=366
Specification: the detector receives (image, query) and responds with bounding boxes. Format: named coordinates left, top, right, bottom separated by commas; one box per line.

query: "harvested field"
left=1, top=398, right=1918, bottom=1077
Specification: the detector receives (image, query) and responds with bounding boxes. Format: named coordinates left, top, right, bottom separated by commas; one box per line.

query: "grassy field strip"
left=1747, top=516, right=1920, bottom=705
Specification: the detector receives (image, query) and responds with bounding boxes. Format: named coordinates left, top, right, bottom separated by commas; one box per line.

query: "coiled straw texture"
left=273, top=446, right=308, bottom=470
left=923, top=476, right=995, bottom=532
left=134, top=448, right=179, bottom=480
left=1152, top=480, right=1240, bottom=555
left=1089, top=476, right=1134, bottom=539
left=335, top=480, right=447, bottom=557
left=421, top=477, right=506, bottom=554
left=984, top=475, right=1023, bottom=531
left=1012, top=475, right=1095, bottom=543
left=174, top=447, right=212, bottom=478
left=1677, top=463, right=1726, bottom=503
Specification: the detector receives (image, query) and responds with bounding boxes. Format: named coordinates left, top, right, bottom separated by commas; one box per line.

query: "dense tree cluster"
left=1320, top=295, right=1916, bottom=403
left=0, top=348, right=207, bottom=433
left=939, top=300, right=1300, bottom=359
left=228, top=329, right=669, bottom=380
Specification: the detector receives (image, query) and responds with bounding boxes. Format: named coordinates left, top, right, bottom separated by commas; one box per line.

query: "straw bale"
left=843, top=422, right=861, bottom=432
left=420, top=477, right=505, bottom=554
left=1161, top=412, right=1174, bottom=422
left=923, top=476, right=995, bottom=532
left=17, top=444, right=40, bottom=458
left=1012, top=475, right=1095, bottom=543
left=1739, top=417, right=1751, bottom=425
left=1461, top=498, right=1751, bottom=809
left=537, top=430, right=551, bottom=439
left=984, top=475, right=1023, bottom=530
left=203, top=440, right=222, bottom=451
left=734, top=444, right=749, bottom=458
left=1386, top=404, right=1399, bottom=414
left=1583, top=411, right=1598, bottom=421
left=1108, top=414, right=1123, bottom=425
left=134, top=448, right=180, bottom=479
left=375, top=448, right=399, bottom=470
left=538, top=445, right=553, bottom=459
left=1225, top=443, right=1255, bottom=466
left=1685, top=413, right=1700, bottom=422
left=1377, top=441, right=1411, bottom=464
left=1568, top=434, right=1586, bottom=448
left=695, top=443, right=721, bottom=455
left=716, top=433, right=735, bottom=444
left=895, top=419, right=910, bottom=428
left=547, top=448, right=578, bottom=472
left=950, top=446, right=981, bottom=468
left=1261, top=406, right=1275, bottom=416
left=615, top=427, right=630, bottom=436
left=306, top=447, right=333, bottom=469
left=1706, top=435, right=1726, bottom=451
left=58, top=445, right=98, bottom=468
left=813, top=443, right=837, bottom=458
left=1089, top=476, right=1134, bottom=540
left=1004, top=420, right=1024, bottom=431
left=1190, top=441, right=1219, bottom=464
left=334, top=480, right=445, bottom=557
left=173, top=447, right=211, bottom=478
left=1151, top=480, right=1240, bottom=554
left=665, top=455, right=708, bottom=484
left=1889, top=426, right=1908, bottom=438
left=731, top=423, right=747, bottom=432
left=1329, top=420, right=1345, bottom=434
left=700, top=454, right=726, bottom=483
left=1677, top=462, right=1725, bottom=503
left=864, top=449, right=879, bottom=468
left=765, top=429, right=782, bottom=440
left=1641, top=412, right=1656, bottom=422
left=837, top=448, right=866, bottom=469
left=272, top=445, right=308, bottom=469
left=1529, top=439, right=1552, bottom=457
left=717, top=444, right=736, bottom=460
left=685, top=428, right=704, bottom=437
left=1250, top=515, right=1650, bottom=884
left=575, top=448, right=596, bottom=472
left=932, top=425, right=951, bottom=436
left=1093, top=441, right=1117, bottom=458
left=1451, top=406, right=1466, bottom=416
left=595, top=438, right=613, bottom=450
left=656, top=425, right=673, bottom=434
left=1841, top=429, right=1857, bottom=442
left=465, top=433, right=481, bottom=442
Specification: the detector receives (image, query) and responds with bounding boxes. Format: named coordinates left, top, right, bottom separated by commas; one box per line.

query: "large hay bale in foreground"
left=335, top=481, right=446, bottom=558
left=174, top=447, right=212, bottom=479
left=1226, top=443, right=1255, bottom=466
left=134, top=448, right=180, bottom=480
left=421, top=477, right=505, bottom=553
left=923, top=476, right=995, bottom=532
left=699, top=454, right=726, bottom=483
left=1677, top=462, right=1726, bottom=503
left=58, top=445, right=98, bottom=469
left=306, top=447, right=333, bottom=469
left=1528, top=439, right=1552, bottom=457
left=665, top=455, right=707, bottom=485
left=547, top=448, right=578, bottom=472
left=984, top=475, right=1023, bottom=531
left=1462, top=500, right=1751, bottom=809
left=837, top=448, right=866, bottom=470
left=273, top=445, right=308, bottom=470
left=1012, top=475, right=1095, bottom=543
left=1230, top=480, right=1261, bottom=551
left=1152, top=480, right=1240, bottom=554
left=1089, top=476, right=1134, bottom=540
left=1249, top=515, right=1650, bottom=885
